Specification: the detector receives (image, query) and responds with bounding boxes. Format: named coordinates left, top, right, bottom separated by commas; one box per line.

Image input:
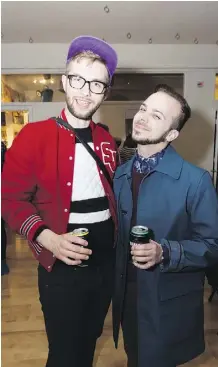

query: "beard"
left=132, top=129, right=169, bottom=145
left=66, top=96, right=102, bottom=121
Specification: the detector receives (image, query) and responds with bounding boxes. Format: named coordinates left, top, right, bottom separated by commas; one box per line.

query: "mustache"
left=134, top=121, right=151, bottom=131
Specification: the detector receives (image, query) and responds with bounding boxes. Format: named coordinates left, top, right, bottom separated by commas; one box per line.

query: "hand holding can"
left=130, top=225, right=154, bottom=264
left=70, top=228, right=90, bottom=267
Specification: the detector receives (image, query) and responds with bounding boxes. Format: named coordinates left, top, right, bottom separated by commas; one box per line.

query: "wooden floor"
left=1, top=232, right=218, bottom=367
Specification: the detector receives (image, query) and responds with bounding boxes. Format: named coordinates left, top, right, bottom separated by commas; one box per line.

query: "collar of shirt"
left=133, top=148, right=166, bottom=174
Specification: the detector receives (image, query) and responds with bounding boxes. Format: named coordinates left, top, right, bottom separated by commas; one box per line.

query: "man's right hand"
left=36, top=229, right=92, bottom=266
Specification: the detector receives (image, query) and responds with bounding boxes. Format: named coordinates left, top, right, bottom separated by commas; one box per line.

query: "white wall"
left=2, top=43, right=218, bottom=172
left=2, top=43, right=218, bottom=71
left=93, top=102, right=139, bottom=138
left=24, top=87, right=217, bottom=173
left=173, top=71, right=218, bottom=172
left=30, top=102, right=65, bottom=121
left=2, top=101, right=137, bottom=138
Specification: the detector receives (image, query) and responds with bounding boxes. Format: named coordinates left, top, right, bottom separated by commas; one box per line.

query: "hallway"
left=2, top=232, right=218, bottom=366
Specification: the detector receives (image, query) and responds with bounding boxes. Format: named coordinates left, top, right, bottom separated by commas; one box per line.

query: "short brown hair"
left=154, top=84, right=191, bottom=131
left=66, top=51, right=109, bottom=83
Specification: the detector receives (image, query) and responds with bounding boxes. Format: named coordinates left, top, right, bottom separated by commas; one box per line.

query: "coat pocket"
left=159, top=271, right=204, bottom=301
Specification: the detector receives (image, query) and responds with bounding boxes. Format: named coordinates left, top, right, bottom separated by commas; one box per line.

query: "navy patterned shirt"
left=133, top=149, right=166, bottom=174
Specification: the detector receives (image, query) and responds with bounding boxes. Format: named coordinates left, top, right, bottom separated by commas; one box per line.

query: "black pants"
left=1, top=217, right=7, bottom=260
left=206, top=264, right=218, bottom=287
left=38, top=258, right=114, bottom=367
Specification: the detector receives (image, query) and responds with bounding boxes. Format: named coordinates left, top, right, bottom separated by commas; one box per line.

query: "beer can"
left=130, top=225, right=154, bottom=264
left=71, top=228, right=89, bottom=240
left=71, top=228, right=89, bottom=267
left=130, top=225, right=154, bottom=244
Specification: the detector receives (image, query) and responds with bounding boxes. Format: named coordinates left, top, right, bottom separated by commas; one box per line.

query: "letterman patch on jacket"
left=101, top=142, right=117, bottom=173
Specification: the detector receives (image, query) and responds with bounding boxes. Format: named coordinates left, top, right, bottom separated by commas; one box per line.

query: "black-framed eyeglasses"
left=67, top=74, right=109, bottom=94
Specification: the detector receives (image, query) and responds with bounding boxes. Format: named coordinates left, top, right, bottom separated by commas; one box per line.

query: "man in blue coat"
left=113, top=84, right=218, bottom=367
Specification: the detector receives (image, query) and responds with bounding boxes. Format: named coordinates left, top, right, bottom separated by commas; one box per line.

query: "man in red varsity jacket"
left=2, top=36, right=118, bottom=367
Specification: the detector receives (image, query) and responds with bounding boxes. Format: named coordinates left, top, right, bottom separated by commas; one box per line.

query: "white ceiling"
left=1, top=1, right=218, bottom=44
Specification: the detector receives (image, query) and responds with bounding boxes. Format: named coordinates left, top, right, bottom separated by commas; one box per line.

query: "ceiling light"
left=44, top=74, right=51, bottom=80
left=51, top=80, right=54, bottom=84
left=148, top=38, right=152, bottom=44
left=1, top=32, right=3, bottom=39
left=29, top=37, right=33, bottom=43
left=33, top=80, right=37, bottom=84
left=194, top=38, right=198, bottom=44
left=104, top=5, right=109, bottom=13
left=175, top=33, right=180, bottom=40
left=127, top=33, right=132, bottom=39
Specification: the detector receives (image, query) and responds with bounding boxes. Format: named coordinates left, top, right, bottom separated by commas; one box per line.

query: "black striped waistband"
left=70, top=196, right=109, bottom=213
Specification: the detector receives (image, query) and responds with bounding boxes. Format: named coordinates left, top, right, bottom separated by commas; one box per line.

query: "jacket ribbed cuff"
left=19, top=214, right=47, bottom=242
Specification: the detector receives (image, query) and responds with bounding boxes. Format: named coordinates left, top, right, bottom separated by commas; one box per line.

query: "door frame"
left=1, top=103, right=33, bottom=122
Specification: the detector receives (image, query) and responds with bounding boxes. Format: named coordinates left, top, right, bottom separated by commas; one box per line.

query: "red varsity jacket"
left=1, top=109, right=118, bottom=272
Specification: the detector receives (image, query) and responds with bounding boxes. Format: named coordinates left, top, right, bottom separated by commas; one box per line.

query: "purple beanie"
left=67, top=36, right=118, bottom=81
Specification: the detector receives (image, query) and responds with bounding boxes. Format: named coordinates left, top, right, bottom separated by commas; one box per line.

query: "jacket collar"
left=116, top=145, right=183, bottom=180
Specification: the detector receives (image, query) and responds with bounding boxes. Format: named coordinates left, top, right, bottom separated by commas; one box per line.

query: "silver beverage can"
left=71, top=228, right=89, bottom=267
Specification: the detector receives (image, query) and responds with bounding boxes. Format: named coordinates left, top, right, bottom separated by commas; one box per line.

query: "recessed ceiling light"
left=148, top=38, right=152, bottom=44
left=175, top=33, right=180, bottom=40
left=127, top=33, right=132, bottom=39
left=194, top=38, right=198, bottom=44
left=104, top=5, right=109, bottom=13
left=29, top=37, right=33, bottom=43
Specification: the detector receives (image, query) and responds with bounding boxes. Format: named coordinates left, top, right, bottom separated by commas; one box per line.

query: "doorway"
left=1, top=105, right=32, bottom=148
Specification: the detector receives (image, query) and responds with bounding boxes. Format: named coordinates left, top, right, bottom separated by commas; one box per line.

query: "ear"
left=104, top=85, right=111, bottom=101
left=103, top=86, right=111, bottom=101
left=166, top=129, right=179, bottom=143
left=62, top=74, right=67, bottom=93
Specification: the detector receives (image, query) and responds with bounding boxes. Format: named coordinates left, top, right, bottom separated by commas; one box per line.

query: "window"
left=1, top=74, right=64, bottom=103
left=1, top=73, right=184, bottom=102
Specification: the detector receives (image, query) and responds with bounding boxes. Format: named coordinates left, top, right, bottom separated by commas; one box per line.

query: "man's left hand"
left=131, top=240, right=163, bottom=269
